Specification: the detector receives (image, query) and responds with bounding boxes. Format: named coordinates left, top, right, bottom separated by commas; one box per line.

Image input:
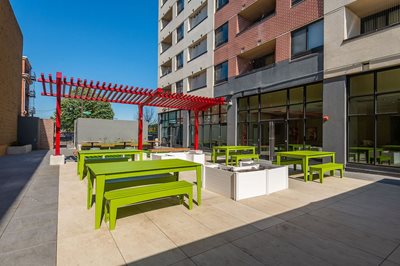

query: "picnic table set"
left=78, top=145, right=343, bottom=230
left=77, top=149, right=202, bottom=230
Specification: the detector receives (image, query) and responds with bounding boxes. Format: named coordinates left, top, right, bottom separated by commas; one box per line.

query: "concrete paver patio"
left=57, top=161, right=400, bottom=266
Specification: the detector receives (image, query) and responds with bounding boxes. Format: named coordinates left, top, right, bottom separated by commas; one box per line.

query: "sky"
left=10, top=0, right=159, bottom=120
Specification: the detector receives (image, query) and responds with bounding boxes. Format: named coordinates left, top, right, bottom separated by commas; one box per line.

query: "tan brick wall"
left=215, top=0, right=323, bottom=77
left=0, top=0, right=23, bottom=155
left=38, top=119, right=54, bottom=150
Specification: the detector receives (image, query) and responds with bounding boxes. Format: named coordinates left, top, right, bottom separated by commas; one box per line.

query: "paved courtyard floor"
left=57, top=161, right=400, bottom=266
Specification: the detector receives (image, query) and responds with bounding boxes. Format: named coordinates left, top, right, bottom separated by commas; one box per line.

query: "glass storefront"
left=238, top=83, right=323, bottom=158
left=159, top=110, right=183, bottom=147
left=189, top=105, right=228, bottom=149
left=348, top=67, right=400, bottom=168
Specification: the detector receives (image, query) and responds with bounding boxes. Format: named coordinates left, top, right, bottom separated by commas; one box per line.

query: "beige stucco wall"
left=0, top=0, right=23, bottom=155
left=158, top=0, right=214, bottom=97
left=324, top=0, right=400, bottom=79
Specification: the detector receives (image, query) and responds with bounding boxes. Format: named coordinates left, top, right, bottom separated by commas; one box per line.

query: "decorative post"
left=55, top=72, right=62, bottom=156
left=194, top=110, right=199, bottom=150
left=138, top=105, right=143, bottom=150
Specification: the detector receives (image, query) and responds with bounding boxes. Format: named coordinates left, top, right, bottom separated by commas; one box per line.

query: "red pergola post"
left=55, top=72, right=62, bottom=156
left=138, top=105, right=143, bottom=150
left=194, top=110, right=199, bottom=150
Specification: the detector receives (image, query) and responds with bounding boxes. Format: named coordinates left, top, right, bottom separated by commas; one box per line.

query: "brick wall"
left=38, top=119, right=54, bottom=150
left=0, top=0, right=23, bottom=155
left=215, top=0, right=323, bottom=77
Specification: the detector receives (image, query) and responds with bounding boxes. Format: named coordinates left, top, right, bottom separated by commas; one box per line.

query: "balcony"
left=189, top=1, right=208, bottom=31
left=160, top=33, right=173, bottom=54
left=161, top=7, right=172, bottom=30
left=237, top=39, right=275, bottom=76
left=237, top=0, right=276, bottom=34
left=188, top=36, right=207, bottom=62
left=160, top=59, right=172, bottom=77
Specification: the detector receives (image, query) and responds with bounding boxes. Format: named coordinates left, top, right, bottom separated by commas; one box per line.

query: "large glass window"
left=361, top=5, right=400, bottom=34
left=238, top=82, right=323, bottom=152
left=176, top=51, right=184, bottom=70
left=176, top=80, right=183, bottom=94
left=215, top=22, right=229, bottom=48
left=291, top=20, right=323, bottom=58
left=348, top=68, right=400, bottom=168
left=159, top=110, right=183, bottom=147
left=216, top=0, right=229, bottom=10
left=215, top=61, right=228, bottom=84
left=177, top=23, right=184, bottom=42
left=177, top=0, right=184, bottom=15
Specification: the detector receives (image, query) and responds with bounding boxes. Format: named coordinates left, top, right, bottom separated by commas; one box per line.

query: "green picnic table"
left=77, top=149, right=144, bottom=180
left=349, top=147, right=384, bottom=163
left=87, top=159, right=202, bottom=229
left=288, top=144, right=311, bottom=151
left=276, top=151, right=335, bottom=182
left=212, top=146, right=256, bottom=165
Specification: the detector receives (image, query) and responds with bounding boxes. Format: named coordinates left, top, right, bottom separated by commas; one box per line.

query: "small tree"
left=56, top=89, right=114, bottom=132
left=143, top=107, right=157, bottom=124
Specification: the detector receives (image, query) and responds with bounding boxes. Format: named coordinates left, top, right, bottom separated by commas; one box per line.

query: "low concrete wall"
left=74, top=118, right=148, bottom=147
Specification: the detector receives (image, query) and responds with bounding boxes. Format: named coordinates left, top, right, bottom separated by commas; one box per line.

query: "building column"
left=323, top=76, right=347, bottom=164
left=227, top=98, right=237, bottom=145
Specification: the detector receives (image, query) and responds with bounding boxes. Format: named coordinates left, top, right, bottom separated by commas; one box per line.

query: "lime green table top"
left=276, top=151, right=335, bottom=157
left=87, top=159, right=203, bottom=229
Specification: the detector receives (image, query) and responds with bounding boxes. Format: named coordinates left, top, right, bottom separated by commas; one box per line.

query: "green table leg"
left=212, top=148, right=216, bottom=163
left=277, top=154, right=281, bottom=165
left=330, top=154, right=335, bottom=176
left=87, top=171, right=94, bottom=209
left=79, top=156, right=85, bottom=180
left=225, top=149, right=229, bottom=166
left=95, top=175, right=106, bottom=229
left=139, top=152, right=143, bottom=161
left=196, top=165, right=202, bottom=206
left=302, top=158, right=308, bottom=182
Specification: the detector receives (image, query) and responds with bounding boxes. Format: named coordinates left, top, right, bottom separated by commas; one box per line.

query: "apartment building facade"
left=214, top=0, right=324, bottom=160
left=157, top=0, right=400, bottom=172
left=158, top=0, right=216, bottom=147
left=324, top=0, right=400, bottom=172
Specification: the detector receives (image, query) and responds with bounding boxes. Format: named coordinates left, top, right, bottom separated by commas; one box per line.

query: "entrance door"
left=259, top=121, right=287, bottom=161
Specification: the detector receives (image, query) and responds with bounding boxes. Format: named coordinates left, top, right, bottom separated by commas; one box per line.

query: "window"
left=177, top=23, right=184, bottom=42
left=189, top=37, right=207, bottom=61
left=177, top=0, right=184, bottom=15
left=215, top=22, right=229, bottom=48
left=291, top=20, right=323, bottom=58
left=189, top=3, right=208, bottom=30
left=216, top=0, right=229, bottom=11
left=348, top=68, right=400, bottom=167
left=292, top=0, right=303, bottom=6
left=176, top=80, right=183, bottom=94
left=252, top=53, right=275, bottom=70
left=215, top=61, right=228, bottom=84
left=361, top=5, right=400, bottom=34
left=189, top=70, right=207, bottom=90
left=176, top=51, right=183, bottom=70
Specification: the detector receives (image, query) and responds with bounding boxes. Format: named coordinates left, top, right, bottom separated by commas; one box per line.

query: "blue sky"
left=10, top=0, right=159, bottom=120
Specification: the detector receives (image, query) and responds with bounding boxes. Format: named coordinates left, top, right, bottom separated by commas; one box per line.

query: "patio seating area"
left=56, top=156, right=400, bottom=265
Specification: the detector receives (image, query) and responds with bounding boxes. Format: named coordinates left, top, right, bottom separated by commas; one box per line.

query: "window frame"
left=176, top=23, right=184, bottom=43
left=291, top=20, right=323, bottom=59
left=177, top=0, right=185, bottom=15
left=215, top=61, right=229, bottom=85
left=216, top=0, right=229, bottom=11
left=215, top=22, right=229, bottom=48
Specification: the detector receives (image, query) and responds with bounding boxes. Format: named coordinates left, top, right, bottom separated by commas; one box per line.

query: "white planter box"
left=205, top=162, right=288, bottom=201
left=7, top=144, right=32, bottom=155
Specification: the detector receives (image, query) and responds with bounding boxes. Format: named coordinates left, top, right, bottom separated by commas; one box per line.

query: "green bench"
left=231, top=154, right=259, bottom=166
left=309, top=163, right=344, bottom=183
left=273, top=158, right=303, bottom=171
left=87, top=173, right=177, bottom=209
left=81, top=157, right=130, bottom=180
left=104, top=181, right=193, bottom=230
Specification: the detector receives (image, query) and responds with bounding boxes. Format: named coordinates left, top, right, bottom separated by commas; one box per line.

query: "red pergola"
left=39, top=72, right=225, bottom=156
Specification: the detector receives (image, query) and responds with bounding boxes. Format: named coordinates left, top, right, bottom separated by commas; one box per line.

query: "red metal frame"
left=39, top=72, right=225, bottom=154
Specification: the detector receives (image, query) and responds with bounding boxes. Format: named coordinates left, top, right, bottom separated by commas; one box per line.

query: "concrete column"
left=182, top=110, right=190, bottom=148
left=323, top=76, right=347, bottom=164
left=227, top=99, right=237, bottom=146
